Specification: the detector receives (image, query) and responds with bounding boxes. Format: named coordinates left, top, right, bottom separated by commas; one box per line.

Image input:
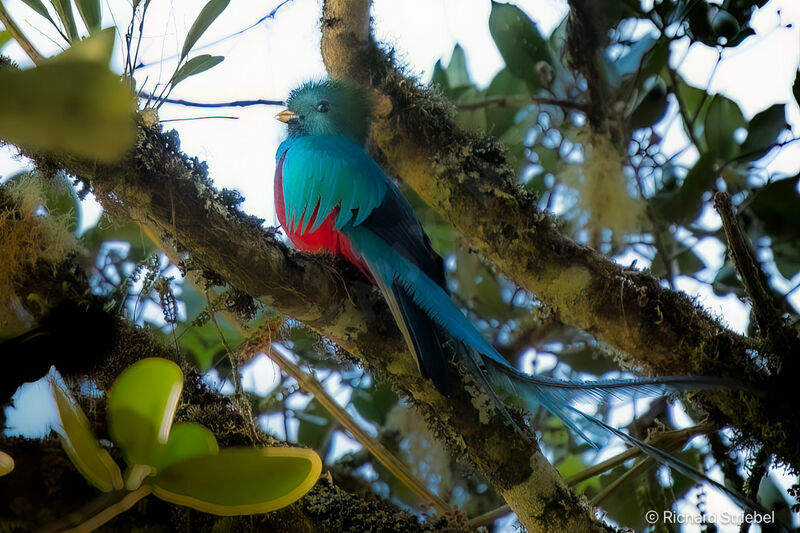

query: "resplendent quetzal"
left=274, top=79, right=761, bottom=512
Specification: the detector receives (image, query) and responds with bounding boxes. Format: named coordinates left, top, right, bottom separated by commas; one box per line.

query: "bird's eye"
left=315, top=100, right=330, bottom=113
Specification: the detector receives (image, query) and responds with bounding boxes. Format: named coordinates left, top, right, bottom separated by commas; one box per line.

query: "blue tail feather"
left=348, top=226, right=769, bottom=516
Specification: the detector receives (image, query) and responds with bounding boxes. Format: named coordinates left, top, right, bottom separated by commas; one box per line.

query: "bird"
left=273, top=79, right=765, bottom=515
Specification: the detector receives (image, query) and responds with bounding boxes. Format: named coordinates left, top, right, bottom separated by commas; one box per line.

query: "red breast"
left=274, top=153, right=371, bottom=278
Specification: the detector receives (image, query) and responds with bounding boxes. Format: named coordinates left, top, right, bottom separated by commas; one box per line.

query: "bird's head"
left=277, top=79, right=373, bottom=143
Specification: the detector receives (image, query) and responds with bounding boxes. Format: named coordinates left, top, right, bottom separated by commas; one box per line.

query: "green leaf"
left=485, top=68, right=527, bottom=135
left=0, top=451, right=14, bottom=477
left=489, top=1, right=551, bottom=89
left=351, top=382, right=398, bottom=427
left=704, top=94, right=745, bottom=158
left=739, top=104, right=786, bottom=161
left=19, top=0, right=55, bottom=23
left=50, top=27, right=115, bottom=65
left=107, top=358, right=184, bottom=466
left=0, top=61, right=135, bottom=162
left=0, top=30, right=12, bottom=51
left=296, top=399, right=333, bottom=454
left=628, top=84, right=668, bottom=130
left=749, top=176, right=800, bottom=238
left=180, top=0, right=230, bottom=60
left=171, top=54, right=224, bottom=87
left=771, top=241, right=800, bottom=279
left=80, top=216, right=156, bottom=261
left=652, top=153, right=717, bottom=223
left=674, top=76, right=711, bottom=143
left=50, top=0, right=80, bottom=42
left=52, top=382, right=123, bottom=492
left=150, top=447, right=322, bottom=515
left=74, top=0, right=102, bottom=34
left=151, top=422, right=219, bottom=472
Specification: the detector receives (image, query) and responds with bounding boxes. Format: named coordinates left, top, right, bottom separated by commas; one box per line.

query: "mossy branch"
left=316, top=0, right=800, bottom=473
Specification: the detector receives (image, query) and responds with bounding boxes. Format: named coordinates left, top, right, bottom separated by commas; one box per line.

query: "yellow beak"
left=276, top=109, right=299, bottom=123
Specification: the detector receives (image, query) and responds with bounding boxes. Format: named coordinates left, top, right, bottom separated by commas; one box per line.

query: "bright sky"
left=2, top=1, right=800, bottom=530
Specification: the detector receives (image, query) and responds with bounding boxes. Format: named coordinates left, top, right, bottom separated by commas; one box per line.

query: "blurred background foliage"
left=1, top=0, right=800, bottom=531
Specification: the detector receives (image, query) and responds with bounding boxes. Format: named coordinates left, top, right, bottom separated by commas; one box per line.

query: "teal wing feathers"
left=281, top=136, right=389, bottom=234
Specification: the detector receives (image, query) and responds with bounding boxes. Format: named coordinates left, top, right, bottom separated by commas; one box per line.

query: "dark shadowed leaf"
left=52, top=382, right=123, bottom=492
left=771, top=241, right=800, bottom=280
left=704, top=94, right=745, bottom=158
left=793, top=69, right=800, bottom=109
left=489, top=1, right=551, bottom=88
left=150, top=447, right=321, bottom=515
left=749, top=176, right=800, bottom=238
left=181, top=0, right=230, bottom=60
left=739, top=104, right=787, bottom=162
left=296, top=399, right=334, bottom=454
left=628, top=84, right=668, bottom=130
left=171, top=54, right=224, bottom=87
left=74, top=0, right=102, bottom=33
left=351, top=381, right=398, bottom=426
left=652, top=153, right=716, bottom=223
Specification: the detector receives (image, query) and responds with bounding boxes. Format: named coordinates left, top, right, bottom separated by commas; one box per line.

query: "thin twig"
left=261, top=339, right=452, bottom=515
left=41, top=485, right=152, bottom=533
left=141, top=94, right=284, bottom=108
left=134, top=0, right=295, bottom=71
left=0, top=2, right=45, bottom=64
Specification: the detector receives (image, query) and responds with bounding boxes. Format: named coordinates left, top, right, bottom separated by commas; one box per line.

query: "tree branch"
left=316, top=0, right=800, bottom=474
left=713, top=191, right=800, bottom=371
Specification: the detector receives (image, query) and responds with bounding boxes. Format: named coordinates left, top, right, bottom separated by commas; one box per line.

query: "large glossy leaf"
left=52, top=383, right=123, bottom=492
left=150, top=422, right=219, bottom=473
left=0, top=61, right=135, bottom=162
left=107, top=358, right=184, bottom=466
left=171, top=54, right=224, bottom=87
left=704, top=94, right=745, bottom=158
left=74, top=0, right=102, bottom=34
left=150, top=447, right=322, bottom=515
left=180, top=0, right=230, bottom=60
left=489, top=1, right=550, bottom=88
left=0, top=451, right=14, bottom=477
left=739, top=104, right=786, bottom=161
